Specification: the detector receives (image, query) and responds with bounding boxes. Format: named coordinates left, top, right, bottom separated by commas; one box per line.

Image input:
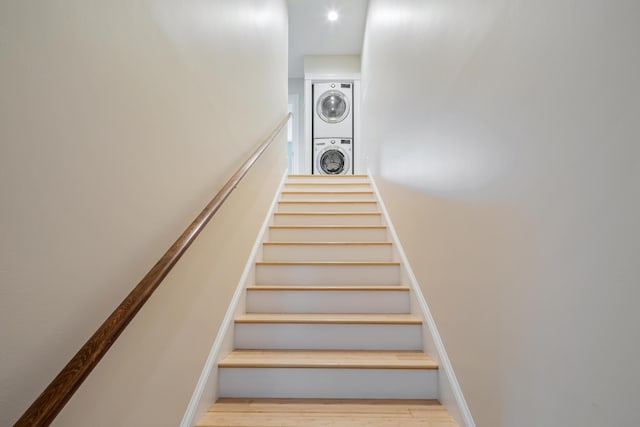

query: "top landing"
left=287, top=174, right=370, bottom=184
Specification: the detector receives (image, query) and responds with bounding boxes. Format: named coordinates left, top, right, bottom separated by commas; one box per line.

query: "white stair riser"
left=262, top=244, right=393, bottom=262
left=219, top=368, right=438, bottom=399
left=246, top=290, right=410, bottom=314
left=278, top=202, right=378, bottom=212
left=284, top=184, right=372, bottom=191
left=286, top=177, right=370, bottom=184
left=234, top=324, right=421, bottom=350
left=280, top=192, right=376, bottom=202
left=272, top=213, right=383, bottom=226
left=255, top=264, right=400, bottom=286
left=269, top=227, right=388, bottom=242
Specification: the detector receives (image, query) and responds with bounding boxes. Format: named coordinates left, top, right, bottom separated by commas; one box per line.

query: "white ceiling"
left=287, top=0, right=369, bottom=78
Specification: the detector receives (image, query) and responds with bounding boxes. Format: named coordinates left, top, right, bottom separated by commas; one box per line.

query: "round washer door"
left=317, top=147, right=350, bottom=175
left=316, top=90, right=350, bottom=123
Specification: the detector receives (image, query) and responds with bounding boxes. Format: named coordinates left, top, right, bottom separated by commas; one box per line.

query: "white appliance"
left=313, top=82, right=353, bottom=139
left=313, top=138, right=353, bottom=175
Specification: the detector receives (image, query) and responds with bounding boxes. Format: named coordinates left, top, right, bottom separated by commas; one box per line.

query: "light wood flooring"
left=197, top=398, right=458, bottom=427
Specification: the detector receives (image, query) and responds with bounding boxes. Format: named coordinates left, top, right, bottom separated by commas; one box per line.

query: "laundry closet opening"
left=287, top=0, right=368, bottom=175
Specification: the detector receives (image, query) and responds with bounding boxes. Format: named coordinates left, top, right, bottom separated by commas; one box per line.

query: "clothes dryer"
left=313, top=138, right=353, bottom=175
left=313, top=82, right=353, bottom=139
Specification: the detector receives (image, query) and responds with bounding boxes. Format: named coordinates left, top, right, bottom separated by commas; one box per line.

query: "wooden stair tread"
left=278, top=200, right=377, bottom=204
left=249, top=283, right=404, bottom=288
left=273, top=212, right=382, bottom=215
left=285, top=182, right=372, bottom=186
left=218, top=350, right=437, bottom=369
left=262, top=241, right=392, bottom=246
left=255, top=261, right=399, bottom=266
left=282, top=190, right=374, bottom=194
left=236, top=313, right=420, bottom=324
left=246, top=286, right=408, bottom=291
left=207, top=397, right=448, bottom=413
left=269, top=225, right=386, bottom=229
left=198, top=398, right=456, bottom=427
left=288, top=174, right=369, bottom=177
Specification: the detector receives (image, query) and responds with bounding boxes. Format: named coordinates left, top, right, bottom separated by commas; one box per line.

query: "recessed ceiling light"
left=327, top=10, right=339, bottom=22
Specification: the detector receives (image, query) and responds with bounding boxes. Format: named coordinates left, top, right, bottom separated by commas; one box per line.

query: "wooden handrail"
left=14, top=113, right=292, bottom=427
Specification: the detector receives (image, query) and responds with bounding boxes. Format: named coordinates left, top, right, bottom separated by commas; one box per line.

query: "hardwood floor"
left=197, top=398, right=458, bottom=427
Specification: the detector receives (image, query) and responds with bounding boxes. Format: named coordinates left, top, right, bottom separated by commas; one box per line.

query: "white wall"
left=304, top=54, right=361, bottom=76
left=362, top=1, right=640, bottom=426
left=0, top=1, right=288, bottom=425
left=288, top=78, right=306, bottom=173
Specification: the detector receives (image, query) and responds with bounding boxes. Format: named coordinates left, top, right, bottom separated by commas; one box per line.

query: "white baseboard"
left=179, top=169, right=288, bottom=427
left=368, top=170, right=476, bottom=427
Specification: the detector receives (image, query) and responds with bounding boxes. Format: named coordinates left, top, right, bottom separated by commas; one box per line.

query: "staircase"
left=197, top=174, right=458, bottom=426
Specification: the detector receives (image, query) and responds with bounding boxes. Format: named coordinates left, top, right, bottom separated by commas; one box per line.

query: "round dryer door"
left=318, top=148, right=348, bottom=174
left=316, top=90, right=350, bottom=123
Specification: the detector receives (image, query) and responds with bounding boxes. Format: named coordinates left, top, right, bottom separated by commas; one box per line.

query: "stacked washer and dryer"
left=312, top=82, right=354, bottom=175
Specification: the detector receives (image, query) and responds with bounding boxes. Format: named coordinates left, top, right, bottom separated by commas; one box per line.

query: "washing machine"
left=313, top=82, right=353, bottom=139
left=313, top=138, right=353, bottom=175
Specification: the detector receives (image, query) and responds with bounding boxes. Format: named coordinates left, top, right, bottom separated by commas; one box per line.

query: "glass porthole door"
left=316, top=91, right=350, bottom=123
left=319, top=149, right=346, bottom=174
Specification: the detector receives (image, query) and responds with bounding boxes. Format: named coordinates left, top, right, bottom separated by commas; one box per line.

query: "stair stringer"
left=369, top=172, right=476, bottom=427
left=179, top=169, right=288, bottom=427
